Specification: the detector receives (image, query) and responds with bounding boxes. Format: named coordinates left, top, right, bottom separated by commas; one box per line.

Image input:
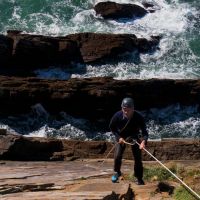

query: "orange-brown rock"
left=63, top=32, right=137, bottom=63
left=0, top=31, right=160, bottom=75
left=0, top=133, right=200, bottom=161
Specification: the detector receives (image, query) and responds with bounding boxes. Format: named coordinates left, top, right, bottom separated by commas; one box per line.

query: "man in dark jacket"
left=109, top=97, right=148, bottom=185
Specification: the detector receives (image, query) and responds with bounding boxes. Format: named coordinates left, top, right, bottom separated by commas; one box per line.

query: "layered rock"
left=1, top=159, right=186, bottom=200
left=0, top=76, right=200, bottom=119
left=0, top=31, right=160, bottom=75
left=0, top=133, right=200, bottom=161
left=64, top=32, right=137, bottom=63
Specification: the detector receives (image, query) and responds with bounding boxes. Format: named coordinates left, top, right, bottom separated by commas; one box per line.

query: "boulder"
left=94, top=1, right=148, bottom=20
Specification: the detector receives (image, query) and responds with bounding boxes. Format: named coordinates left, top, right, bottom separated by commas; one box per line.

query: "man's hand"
left=118, top=138, right=125, bottom=144
left=139, top=140, right=146, bottom=149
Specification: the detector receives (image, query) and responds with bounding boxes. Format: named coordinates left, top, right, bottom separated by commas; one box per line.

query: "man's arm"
left=140, top=116, right=149, bottom=149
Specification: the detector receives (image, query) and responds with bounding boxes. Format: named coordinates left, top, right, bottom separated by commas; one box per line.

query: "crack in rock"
left=0, top=183, right=64, bottom=195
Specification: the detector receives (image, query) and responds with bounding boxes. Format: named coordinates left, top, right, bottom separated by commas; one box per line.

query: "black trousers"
left=114, top=143, right=143, bottom=179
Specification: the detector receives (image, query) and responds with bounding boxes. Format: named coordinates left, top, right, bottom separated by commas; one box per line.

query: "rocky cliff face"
left=0, top=76, right=199, bottom=119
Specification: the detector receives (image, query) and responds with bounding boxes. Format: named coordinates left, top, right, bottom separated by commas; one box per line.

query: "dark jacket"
left=109, top=110, right=148, bottom=142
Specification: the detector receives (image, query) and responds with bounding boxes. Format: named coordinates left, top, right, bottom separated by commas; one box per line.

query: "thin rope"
left=84, top=142, right=116, bottom=172
left=124, top=140, right=200, bottom=200
left=99, top=143, right=116, bottom=167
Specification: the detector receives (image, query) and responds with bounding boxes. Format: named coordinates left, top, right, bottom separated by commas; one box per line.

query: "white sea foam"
left=0, top=0, right=200, bottom=139
left=147, top=117, right=200, bottom=139
left=24, top=13, right=62, bottom=36
left=1, top=104, right=200, bottom=139
left=145, top=104, right=200, bottom=139
left=32, top=0, right=199, bottom=80
left=0, top=124, right=16, bottom=134
left=27, top=125, right=114, bottom=141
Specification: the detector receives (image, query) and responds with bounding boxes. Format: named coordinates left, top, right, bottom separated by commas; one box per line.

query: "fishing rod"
left=124, top=139, right=200, bottom=200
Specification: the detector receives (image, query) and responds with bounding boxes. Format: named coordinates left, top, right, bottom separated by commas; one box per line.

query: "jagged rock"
left=94, top=1, right=148, bottom=20
left=0, top=76, right=200, bottom=119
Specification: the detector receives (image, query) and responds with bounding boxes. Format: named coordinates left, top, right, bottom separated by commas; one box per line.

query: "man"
left=109, top=97, right=148, bottom=185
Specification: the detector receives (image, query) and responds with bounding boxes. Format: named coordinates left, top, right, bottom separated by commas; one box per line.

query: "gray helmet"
left=121, top=97, right=134, bottom=108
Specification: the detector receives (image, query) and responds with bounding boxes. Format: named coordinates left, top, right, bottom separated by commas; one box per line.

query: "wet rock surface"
left=94, top=2, right=148, bottom=20
left=0, top=31, right=160, bottom=75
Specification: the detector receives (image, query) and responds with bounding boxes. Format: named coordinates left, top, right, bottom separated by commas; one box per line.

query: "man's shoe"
left=136, top=179, right=145, bottom=185
left=111, top=172, right=121, bottom=183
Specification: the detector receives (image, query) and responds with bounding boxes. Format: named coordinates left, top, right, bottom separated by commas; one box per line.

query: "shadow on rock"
left=156, top=182, right=175, bottom=195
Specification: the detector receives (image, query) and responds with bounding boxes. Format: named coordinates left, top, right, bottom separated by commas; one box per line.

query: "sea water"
left=0, top=0, right=199, bottom=140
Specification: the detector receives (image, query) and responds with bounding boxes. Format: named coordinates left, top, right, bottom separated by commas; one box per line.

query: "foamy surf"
left=0, top=104, right=200, bottom=140
left=32, top=0, right=199, bottom=80
left=0, top=0, right=199, bottom=139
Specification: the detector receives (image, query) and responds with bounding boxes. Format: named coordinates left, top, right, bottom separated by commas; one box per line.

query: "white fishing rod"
left=124, top=139, right=200, bottom=200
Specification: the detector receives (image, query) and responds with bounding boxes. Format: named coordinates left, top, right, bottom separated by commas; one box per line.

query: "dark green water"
left=0, top=0, right=199, bottom=79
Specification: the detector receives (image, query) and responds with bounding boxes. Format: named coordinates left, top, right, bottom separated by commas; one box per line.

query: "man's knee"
left=115, top=155, right=123, bottom=161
